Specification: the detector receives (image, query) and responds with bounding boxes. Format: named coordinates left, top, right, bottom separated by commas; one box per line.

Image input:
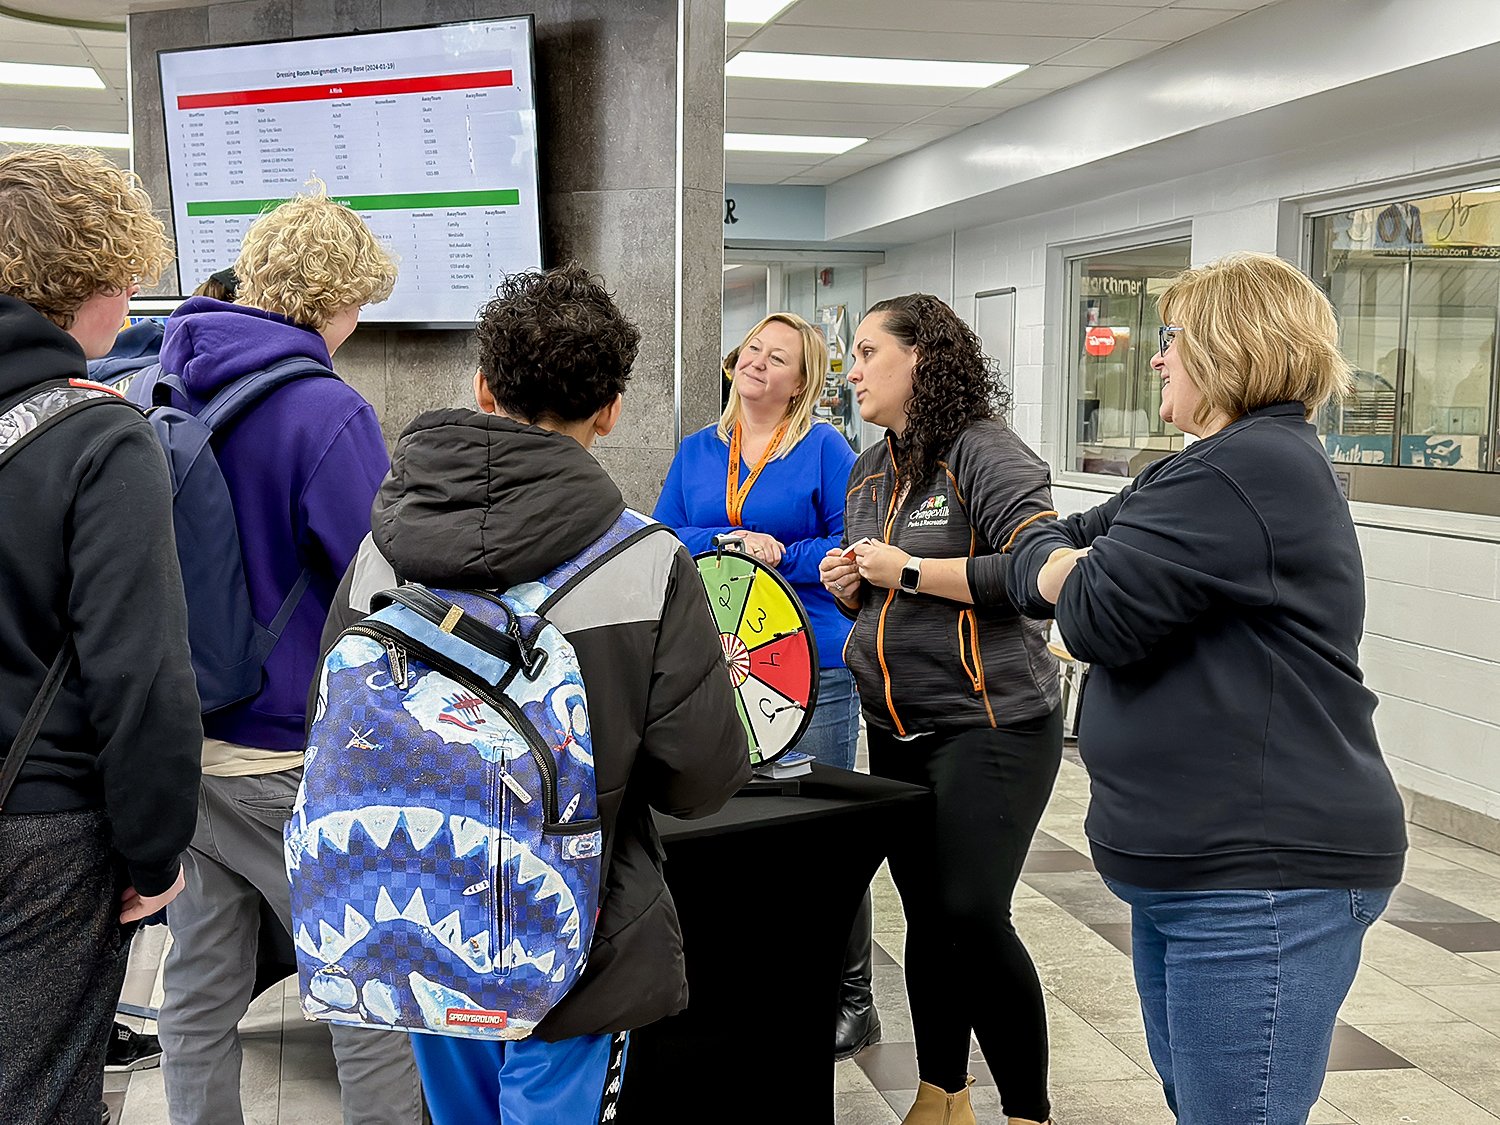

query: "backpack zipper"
left=343, top=622, right=560, bottom=824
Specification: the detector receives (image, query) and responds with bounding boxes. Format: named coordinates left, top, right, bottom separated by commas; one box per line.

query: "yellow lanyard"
left=725, top=418, right=789, bottom=526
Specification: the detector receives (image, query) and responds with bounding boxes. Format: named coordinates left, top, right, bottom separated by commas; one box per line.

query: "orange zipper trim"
left=876, top=438, right=907, bottom=735
left=1002, top=509, right=1060, bottom=553
left=876, top=588, right=906, bottom=736
left=966, top=609, right=997, bottom=727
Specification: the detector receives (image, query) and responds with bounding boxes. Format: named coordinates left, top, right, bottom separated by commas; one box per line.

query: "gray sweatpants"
left=158, top=769, right=426, bottom=1125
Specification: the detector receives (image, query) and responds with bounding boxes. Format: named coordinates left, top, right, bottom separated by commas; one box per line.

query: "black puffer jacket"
left=322, top=408, right=749, bottom=1039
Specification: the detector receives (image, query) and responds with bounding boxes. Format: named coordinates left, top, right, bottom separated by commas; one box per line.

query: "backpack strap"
left=0, top=639, right=75, bottom=811
left=538, top=509, right=667, bottom=615
left=128, top=357, right=337, bottom=432
left=0, top=379, right=135, bottom=807
left=0, top=378, right=133, bottom=471
left=257, top=567, right=313, bottom=661
left=198, top=357, right=337, bottom=433
left=124, top=362, right=165, bottom=409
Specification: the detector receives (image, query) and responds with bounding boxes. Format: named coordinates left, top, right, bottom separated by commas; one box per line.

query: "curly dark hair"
left=476, top=261, right=640, bottom=423
left=867, top=293, right=1011, bottom=487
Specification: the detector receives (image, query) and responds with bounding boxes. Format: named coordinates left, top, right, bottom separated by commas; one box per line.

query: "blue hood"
left=159, top=297, right=331, bottom=398
left=86, top=318, right=163, bottom=385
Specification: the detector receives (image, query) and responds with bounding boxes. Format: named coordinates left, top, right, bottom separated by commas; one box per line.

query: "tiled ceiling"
left=727, top=0, right=1285, bottom=185
left=0, top=10, right=128, bottom=136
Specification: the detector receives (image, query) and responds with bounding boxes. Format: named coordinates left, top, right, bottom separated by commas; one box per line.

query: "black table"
left=614, top=765, right=929, bottom=1124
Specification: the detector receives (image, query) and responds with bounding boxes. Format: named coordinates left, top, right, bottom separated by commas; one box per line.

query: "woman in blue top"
left=654, top=312, right=878, bottom=1056
left=655, top=312, right=858, bottom=765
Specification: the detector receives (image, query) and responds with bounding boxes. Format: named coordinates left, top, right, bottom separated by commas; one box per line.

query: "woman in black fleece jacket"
left=1009, top=252, right=1406, bottom=1125
left=820, top=294, right=1061, bottom=1125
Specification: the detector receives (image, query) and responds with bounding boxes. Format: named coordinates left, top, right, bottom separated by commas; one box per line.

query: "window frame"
left=1296, top=174, right=1500, bottom=519
left=1046, top=222, right=1192, bottom=494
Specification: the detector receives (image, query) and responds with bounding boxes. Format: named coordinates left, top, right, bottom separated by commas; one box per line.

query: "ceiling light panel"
left=726, top=52, right=1027, bottom=88
left=725, top=0, right=796, bottom=25
left=725, top=131, right=866, bottom=154
left=0, top=61, right=105, bottom=90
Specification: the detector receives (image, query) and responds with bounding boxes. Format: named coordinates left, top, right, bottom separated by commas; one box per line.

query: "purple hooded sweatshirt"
left=159, top=296, right=390, bottom=751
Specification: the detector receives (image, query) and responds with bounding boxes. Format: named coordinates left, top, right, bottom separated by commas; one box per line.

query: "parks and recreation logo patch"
left=907, top=493, right=950, bottom=528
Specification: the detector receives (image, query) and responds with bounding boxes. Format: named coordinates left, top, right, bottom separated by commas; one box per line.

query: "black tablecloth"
left=614, top=765, right=929, bottom=1124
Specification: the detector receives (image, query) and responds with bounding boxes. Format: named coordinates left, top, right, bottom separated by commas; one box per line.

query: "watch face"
left=901, top=561, right=920, bottom=592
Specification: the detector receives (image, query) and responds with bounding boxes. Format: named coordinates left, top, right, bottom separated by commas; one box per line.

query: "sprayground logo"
left=907, top=493, right=950, bottom=529
left=447, top=1008, right=508, bottom=1028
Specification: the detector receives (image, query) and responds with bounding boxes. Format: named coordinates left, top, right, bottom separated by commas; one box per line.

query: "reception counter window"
left=1064, top=240, right=1192, bottom=478
left=1311, top=189, right=1500, bottom=515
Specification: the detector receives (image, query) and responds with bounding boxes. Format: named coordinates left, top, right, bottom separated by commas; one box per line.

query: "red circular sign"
left=1085, top=327, right=1117, bottom=356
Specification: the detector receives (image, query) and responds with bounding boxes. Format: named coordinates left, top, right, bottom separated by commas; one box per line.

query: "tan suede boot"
left=901, top=1076, right=977, bottom=1125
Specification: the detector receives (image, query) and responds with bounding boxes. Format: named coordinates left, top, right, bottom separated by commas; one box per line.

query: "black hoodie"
left=323, top=408, right=750, bottom=1040
left=0, top=295, right=201, bottom=896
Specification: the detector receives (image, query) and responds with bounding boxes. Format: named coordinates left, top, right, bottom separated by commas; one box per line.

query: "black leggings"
left=868, top=707, right=1062, bottom=1123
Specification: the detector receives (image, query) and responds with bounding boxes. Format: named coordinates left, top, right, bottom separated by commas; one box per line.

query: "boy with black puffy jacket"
left=321, top=262, right=749, bottom=1124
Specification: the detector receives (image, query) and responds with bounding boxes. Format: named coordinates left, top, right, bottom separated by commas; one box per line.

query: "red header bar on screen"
left=177, top=69, right=512, bottom=110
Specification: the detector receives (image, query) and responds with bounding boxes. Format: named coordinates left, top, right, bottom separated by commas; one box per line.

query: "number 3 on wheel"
left=693, top=548, right=819, bottom=766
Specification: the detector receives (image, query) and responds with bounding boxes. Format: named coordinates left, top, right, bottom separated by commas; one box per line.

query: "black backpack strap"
left=0, top=640, right=74, bottom=812
left=372, top=586, right=529, bottom=672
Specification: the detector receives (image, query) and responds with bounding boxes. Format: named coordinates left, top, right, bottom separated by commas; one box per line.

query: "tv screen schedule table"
left=159, top=19, right=543, bottom=326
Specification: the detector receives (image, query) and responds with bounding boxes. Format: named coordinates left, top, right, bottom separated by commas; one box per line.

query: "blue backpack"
left=129, top=360, right=334, bottom=713
left=285, top=510, right=652, bottom=1040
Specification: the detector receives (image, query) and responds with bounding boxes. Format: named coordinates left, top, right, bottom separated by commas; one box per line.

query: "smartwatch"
left=899, top=556, right=924, bottom=595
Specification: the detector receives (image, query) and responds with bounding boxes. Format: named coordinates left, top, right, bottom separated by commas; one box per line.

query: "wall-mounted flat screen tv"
left=159, top=17, right=542, bottom=328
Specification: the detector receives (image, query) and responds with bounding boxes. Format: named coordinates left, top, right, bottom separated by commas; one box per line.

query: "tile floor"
left=111, top=745, right=1500, bottom=1124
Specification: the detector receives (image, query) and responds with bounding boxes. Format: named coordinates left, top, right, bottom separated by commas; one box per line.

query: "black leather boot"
left=834, top=890, right=881, bottom=1059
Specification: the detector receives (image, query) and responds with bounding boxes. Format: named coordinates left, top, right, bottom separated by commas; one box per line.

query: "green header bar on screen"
left=186, top=189, right=521, bottom=217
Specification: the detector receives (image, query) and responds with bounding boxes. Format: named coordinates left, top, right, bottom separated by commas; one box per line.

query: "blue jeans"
left=1105, top=879, right=1393, bottom=1125
left=796, top=667, right=860, bottom=770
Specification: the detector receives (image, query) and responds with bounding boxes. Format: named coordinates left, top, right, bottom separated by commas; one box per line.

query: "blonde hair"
left=234, top=186, right=397, bottom=330
left=1159, top=251, right=1353, bottom=425
left=0, top=145, right=171, bottom=329
left=716, top=312, right=829, bottom=456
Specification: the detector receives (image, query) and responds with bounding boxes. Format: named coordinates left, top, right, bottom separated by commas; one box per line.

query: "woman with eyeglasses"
left=1008, top=252, right=1407, bottom=1125
left=818, top=293, right=1062, bottom=1125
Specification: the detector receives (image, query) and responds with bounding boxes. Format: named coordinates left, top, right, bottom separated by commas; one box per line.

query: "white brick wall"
left=868, top=116, right=1500, bottom=827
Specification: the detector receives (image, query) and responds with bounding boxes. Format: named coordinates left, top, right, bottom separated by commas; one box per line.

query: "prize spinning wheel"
left=694, top=538, right=820, bottom=766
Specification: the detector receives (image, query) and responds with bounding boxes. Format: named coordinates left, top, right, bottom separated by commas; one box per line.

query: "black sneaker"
left=105, top=1022, right=162, bottom=1072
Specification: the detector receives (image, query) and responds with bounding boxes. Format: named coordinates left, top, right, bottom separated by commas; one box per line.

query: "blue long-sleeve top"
left=654, top=422, right=857, bottom=668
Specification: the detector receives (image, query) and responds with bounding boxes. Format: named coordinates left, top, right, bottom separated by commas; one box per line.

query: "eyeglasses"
left=1158, top=325, right=1183, bottom=356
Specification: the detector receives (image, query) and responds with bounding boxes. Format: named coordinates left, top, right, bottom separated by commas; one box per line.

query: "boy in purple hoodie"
left=153, top=193, right=426, bottom=1125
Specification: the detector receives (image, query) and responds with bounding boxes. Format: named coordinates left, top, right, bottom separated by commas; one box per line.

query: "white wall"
left=865, top=107, right=1500, bottom=834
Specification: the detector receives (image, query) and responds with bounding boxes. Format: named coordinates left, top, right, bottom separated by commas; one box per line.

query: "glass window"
left=1065, top=241, right=1193, bottom=476
left=1312, top=189, right=1500, bottom=484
